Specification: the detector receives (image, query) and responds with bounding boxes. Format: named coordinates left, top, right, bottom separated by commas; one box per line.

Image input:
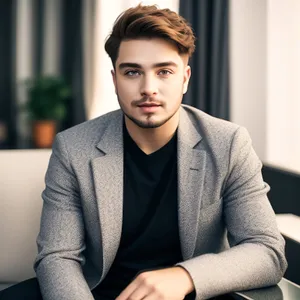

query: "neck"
left=124, top=112, right=179, bottom=155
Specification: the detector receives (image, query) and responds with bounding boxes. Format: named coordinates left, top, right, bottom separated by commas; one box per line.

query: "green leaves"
left=25, top=76, right=71, bottom=121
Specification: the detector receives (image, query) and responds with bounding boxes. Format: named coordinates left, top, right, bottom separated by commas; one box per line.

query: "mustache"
left=132, top=96, right=164, bottom=106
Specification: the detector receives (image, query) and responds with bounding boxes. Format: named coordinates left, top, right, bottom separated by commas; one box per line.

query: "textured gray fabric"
left=34, top=105, right=287, bottom=300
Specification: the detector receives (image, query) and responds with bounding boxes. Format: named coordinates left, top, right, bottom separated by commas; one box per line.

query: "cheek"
left=164, top=79, right=184, bottom=107
left=168, top=75, right=184, bottom=87
left=163, top=78, right=184, bottom=96
left=117, top=81, right=136, bottom=99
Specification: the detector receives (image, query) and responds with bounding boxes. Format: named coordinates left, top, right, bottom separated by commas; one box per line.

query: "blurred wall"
left=229, top=0, right=267, bottom=161
left=230, top=0, right=300, bottom=174
left=266, top=0, right=300, bottom=173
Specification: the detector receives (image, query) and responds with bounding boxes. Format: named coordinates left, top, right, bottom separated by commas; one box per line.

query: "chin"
left=133, top=119, right=165, bottom=129
left=128, top=115, right=169, bottom=129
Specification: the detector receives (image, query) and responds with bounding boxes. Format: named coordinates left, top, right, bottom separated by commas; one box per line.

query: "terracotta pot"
left=32, top=120, right=57, bottom=148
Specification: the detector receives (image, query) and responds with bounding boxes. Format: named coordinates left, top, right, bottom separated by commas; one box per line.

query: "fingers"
left=140, top=293, right=159, bottom=300
left=123, top=285, right=150, bottom=300
left=116, top=280, right=138, bottom=300
left=116, top=272, right=153, bottom=300
left=116, top=269, right=186, bottom=300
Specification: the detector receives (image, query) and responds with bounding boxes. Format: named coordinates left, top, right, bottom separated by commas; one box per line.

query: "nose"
left=140, top=75, right=158, bottom=97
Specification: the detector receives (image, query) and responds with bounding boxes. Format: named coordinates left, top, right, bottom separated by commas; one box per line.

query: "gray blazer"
left=34, top=105, right=287, bottom=300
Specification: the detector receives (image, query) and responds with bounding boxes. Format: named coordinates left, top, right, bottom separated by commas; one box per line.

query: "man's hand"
left=116, top=266, right=195, bottom=300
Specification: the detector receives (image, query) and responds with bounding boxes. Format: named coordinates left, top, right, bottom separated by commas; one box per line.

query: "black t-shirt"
left=93, top=126, right=195, bottom=299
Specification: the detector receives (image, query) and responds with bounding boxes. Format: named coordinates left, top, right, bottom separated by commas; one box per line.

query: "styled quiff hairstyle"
left=105, top=4, right=196, bottom=67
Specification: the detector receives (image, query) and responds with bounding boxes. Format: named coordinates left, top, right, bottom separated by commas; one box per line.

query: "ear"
left=111, top=70, right=117, bottom=94
left=183, top=65, right=191, bottom=94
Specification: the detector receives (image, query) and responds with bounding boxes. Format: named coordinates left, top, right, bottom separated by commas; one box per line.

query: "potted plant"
left=25, top=76, right=71, bottom=148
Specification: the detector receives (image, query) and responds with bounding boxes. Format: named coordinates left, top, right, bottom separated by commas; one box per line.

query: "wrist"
left=174, top=266, right=195, bottom=294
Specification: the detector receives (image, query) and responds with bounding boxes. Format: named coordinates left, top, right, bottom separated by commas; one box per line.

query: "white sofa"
left=0, top=149, right=51, bottom=291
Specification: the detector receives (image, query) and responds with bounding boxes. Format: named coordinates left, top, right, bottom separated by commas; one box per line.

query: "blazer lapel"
left=91, top=111, right=124, bottom=280
left=178, top=108, right=206, bottom=259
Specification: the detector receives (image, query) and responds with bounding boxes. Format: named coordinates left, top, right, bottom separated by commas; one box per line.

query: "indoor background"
left=0, top=0, right=299, bottom=292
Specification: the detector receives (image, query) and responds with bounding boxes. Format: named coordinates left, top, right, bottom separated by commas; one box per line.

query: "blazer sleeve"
left=177, top=126, right=288, bottom=300
left=34, top=133, right=94, bottom=300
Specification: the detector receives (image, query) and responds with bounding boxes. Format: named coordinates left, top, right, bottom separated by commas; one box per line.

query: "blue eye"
left=158, top=70, right=172, bottom=75
left=125, top=70, right=140, bottom=76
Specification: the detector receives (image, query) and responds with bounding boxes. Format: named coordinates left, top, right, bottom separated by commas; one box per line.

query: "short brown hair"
left=105, top=4, right=196, bottom=67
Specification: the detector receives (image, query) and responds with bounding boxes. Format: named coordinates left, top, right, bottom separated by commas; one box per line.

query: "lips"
left=137, top=103, right=161, bottom=113
left=138, top=103, right=161, bottom=107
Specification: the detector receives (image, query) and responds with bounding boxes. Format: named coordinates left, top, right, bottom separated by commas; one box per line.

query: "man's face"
left=112, top=38, right=191, bottom=129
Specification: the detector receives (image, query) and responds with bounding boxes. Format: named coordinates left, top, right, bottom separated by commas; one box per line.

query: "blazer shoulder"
left=181, top=104, right=241, bottom=142
left=180, top=105, right=256, bottom=165
left=56, top=109, right=122, bottom=146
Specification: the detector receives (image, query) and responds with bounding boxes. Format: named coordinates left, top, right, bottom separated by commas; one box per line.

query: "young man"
left=0, top=4, right=287, bottom=300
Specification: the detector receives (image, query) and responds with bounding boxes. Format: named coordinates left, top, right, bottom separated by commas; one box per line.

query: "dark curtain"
left=0, top=1, right=16, bottom=149
left=60, top=0, right=86, bottom=130
left=180, top=0, right=230, bottom=120
left=31, top=0, right=86, bottom=133
left=32, top=0, right=86, bottom=132
left=33, top=0, right=44, bottom=76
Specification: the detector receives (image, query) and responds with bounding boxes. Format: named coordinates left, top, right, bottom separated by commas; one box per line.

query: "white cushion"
left=0, top=149, right=51, bottom=283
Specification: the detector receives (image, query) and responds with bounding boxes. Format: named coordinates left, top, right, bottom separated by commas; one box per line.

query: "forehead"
left=116, top=38, right=184, bottom=67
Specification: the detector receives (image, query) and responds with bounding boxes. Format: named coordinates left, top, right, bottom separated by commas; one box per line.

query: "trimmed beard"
left=117, top=95, right=179, bottom=129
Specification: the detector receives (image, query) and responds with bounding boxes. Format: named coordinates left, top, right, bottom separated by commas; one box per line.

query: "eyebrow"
left=118, top=61, right=178, bottom=70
